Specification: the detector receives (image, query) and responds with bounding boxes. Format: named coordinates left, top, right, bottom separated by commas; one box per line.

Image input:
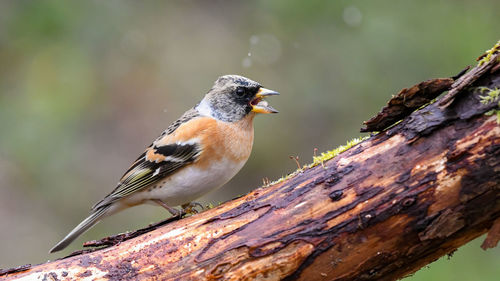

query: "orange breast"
left=157, top=114, right=255, bottom=168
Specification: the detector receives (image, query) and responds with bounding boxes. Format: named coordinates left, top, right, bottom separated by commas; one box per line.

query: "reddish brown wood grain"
left=1, top=66, right=499, bottom=281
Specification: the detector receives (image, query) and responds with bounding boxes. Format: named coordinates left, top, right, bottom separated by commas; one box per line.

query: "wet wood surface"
left=1, top=66, right=499, bottom=281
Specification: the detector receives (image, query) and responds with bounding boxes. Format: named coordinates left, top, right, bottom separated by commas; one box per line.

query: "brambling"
left=50, top=75, right=279, bottom=253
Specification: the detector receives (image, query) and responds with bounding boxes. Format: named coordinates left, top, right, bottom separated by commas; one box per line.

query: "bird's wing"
left=92, top=109, right=202, bottom=210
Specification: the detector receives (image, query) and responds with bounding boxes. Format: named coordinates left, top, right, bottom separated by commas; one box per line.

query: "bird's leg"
left=181, top=202, right=205, bottom=215
left=152, top=199, right=184, bottom=217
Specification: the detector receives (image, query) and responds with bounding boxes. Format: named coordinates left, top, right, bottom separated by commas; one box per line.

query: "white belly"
left=127, top=158, right=246, bottom=206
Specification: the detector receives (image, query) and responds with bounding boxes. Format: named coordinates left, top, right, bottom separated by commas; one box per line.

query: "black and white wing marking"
left=92, top=141, right=201, bottom=210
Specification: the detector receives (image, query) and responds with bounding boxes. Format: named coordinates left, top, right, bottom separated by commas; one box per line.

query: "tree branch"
left=1, top=46, right=499, bottom=281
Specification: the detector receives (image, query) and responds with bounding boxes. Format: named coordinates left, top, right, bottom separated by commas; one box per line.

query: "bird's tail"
left=49, top=205, right=110, bottom=253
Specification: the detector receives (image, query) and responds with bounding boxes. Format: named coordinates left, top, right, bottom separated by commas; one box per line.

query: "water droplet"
left=250, top=35, right=259, bottom=45
left=343, top=6, right=363, bottom=27
left=247, top=34, right=282, bottom=65
left=242, top=57, right=252, bottom=68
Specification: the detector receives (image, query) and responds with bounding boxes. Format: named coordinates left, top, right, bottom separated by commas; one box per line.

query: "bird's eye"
left=235, top=87, right=245, bottom=97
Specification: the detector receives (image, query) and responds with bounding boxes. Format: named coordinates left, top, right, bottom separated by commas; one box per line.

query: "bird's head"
left=196, top=75, right=279, bottom=122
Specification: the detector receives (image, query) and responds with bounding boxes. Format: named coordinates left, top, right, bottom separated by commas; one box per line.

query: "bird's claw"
left=181, top=202, right=205, bottom=215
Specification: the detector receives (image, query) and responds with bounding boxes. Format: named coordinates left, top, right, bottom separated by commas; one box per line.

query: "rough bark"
left=1, top=55, right=499, bottom=281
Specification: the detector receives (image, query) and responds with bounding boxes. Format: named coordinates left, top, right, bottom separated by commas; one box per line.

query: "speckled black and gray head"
left=196, top=75, right=279, bottom=122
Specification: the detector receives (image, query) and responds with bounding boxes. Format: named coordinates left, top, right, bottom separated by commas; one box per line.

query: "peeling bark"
left=1, top=61, right=499, bottom=281
left=481, top=217, right=500, bottom=250
left=360, top=77, right=455, bottom=132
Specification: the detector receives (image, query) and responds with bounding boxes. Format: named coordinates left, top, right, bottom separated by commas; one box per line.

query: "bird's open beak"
left=250, top=87, right=279, bottom=114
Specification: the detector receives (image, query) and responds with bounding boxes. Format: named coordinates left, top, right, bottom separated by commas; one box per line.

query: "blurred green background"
left=0, top=0, right=498, bottom=279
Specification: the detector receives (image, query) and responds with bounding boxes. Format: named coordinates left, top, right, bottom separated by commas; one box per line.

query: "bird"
left=49, top=75, right=279, bottom=253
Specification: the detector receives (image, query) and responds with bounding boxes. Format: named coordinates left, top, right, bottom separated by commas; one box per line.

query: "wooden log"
left=1, top=61, right=499, bottom=281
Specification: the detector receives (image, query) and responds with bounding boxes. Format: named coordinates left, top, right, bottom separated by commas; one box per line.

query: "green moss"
left=264, top=136, right=369, bottom=187
left=310, top=137, right=369, bottom=167
left=477, top=40, right=500, bottom=66
left=478, top=86, right=500, bottom=123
